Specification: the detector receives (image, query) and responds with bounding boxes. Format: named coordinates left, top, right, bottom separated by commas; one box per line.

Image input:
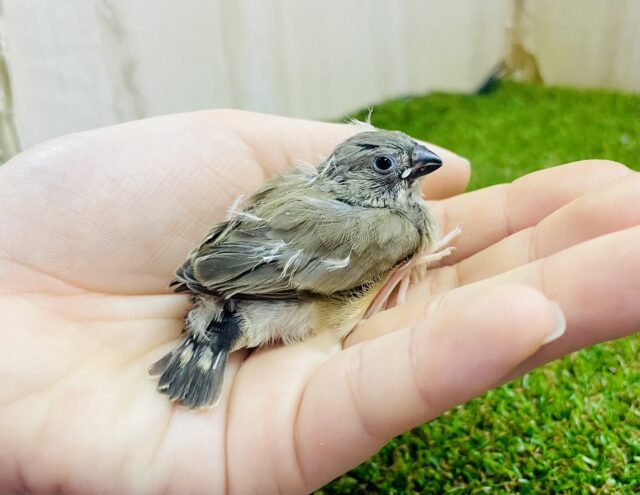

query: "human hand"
left=0, top=111, right=637, bottom=494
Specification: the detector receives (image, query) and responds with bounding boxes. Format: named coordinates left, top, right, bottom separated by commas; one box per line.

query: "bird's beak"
left=402, top=147, right=443, bottom=180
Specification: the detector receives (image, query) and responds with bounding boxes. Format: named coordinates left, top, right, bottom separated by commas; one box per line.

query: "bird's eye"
left=372, top=156, right=396, bottom=174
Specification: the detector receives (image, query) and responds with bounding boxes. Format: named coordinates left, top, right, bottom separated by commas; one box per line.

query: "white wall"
left=0, top=0, right=638, bottom=158
left=0, top=0, right=511, bottom=149
left=520, top=0, right=640, bottom=91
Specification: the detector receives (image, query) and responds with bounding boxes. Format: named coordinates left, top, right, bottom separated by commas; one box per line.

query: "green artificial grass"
left=318, top=81, right=640, bottom=494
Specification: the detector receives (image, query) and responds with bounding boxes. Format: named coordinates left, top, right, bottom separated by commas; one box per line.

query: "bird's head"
left=319, top=130, right=443, bottom=208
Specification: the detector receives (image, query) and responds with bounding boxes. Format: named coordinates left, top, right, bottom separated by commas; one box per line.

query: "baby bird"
left=150, top=129, right=453, bottom=408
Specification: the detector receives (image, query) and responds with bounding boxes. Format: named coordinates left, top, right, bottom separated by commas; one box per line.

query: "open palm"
left=0, top=111, right=638, bottom=495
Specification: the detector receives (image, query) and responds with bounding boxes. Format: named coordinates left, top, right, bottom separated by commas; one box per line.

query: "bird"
left=149, top=128, right=459, bottom=409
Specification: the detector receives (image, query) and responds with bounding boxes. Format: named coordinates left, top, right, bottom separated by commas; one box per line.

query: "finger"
left=454, top=172, right=640, bottom=285
left=491, top=227, right=640, bottom=375
left=348, top=170, right=639, bottom=347
left=296, top=284, right=560, bottom=491
left=0, top=111, right=469, bottom=295
left=211, top=110, right=470, bottom=200
left=356, top=227, right=640, bottom=363
left=421, top=142, right=470, bottom=200
left=430, top=160, right=632, bottom=265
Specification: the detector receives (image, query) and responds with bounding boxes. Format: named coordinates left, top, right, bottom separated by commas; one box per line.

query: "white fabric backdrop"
left=0, top=0, right=638, bottom=153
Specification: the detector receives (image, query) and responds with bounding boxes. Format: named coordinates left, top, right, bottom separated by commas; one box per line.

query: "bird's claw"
left=363, top=225, right=462, bottom=319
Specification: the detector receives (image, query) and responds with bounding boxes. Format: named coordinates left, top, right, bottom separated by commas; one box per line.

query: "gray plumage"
left=149, top=129, right=444, bottom=408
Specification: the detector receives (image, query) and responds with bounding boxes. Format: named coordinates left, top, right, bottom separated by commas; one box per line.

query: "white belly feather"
left=234, top=300, right=314, bottom=349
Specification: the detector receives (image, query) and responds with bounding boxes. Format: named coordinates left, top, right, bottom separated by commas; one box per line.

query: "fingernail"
left=542, top=301, right=566, bottom=345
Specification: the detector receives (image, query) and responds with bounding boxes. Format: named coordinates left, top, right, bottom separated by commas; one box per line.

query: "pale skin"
left=0, top=110, right=638, bottom=495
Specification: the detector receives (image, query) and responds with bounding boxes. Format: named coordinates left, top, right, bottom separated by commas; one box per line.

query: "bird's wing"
left=188, top=196, right=420, bottom=299
left=170, top=220, right=233, bottom=294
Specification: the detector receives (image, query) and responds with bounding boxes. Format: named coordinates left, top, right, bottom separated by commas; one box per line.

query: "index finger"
left=429, top=160, right=632, bottom=265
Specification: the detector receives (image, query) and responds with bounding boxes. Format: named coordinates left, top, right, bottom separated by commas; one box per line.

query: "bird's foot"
left=363, top=225, right=462, bottom=319
left=363, top=261, right=411, bottom=319
left=431, top=224, right=463, bottom=252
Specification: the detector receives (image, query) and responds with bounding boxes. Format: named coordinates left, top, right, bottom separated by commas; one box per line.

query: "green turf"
left=317, top=81, right=640, bottom=494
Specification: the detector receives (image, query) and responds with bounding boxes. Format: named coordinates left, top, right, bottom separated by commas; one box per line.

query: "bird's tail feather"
left=149, top=310, right=240, bottom=409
